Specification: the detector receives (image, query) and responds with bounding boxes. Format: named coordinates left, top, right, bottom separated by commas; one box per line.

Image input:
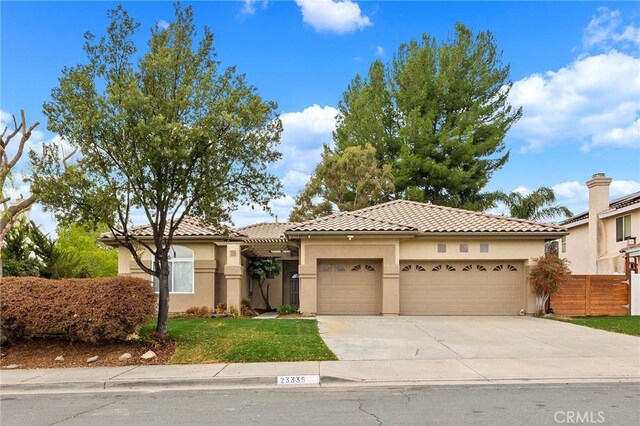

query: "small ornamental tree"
left=32, top=4, right=282, bottom=337
left=248, top=257, right=281, bottom=311
left=529, top=255, right=571, bottom=315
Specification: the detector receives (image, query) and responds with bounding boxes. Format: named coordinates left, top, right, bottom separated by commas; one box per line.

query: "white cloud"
left=583, top=7, right=640, bottom=51
left=375, top=45, right=384, bottom=57
left=549, top=179, right=640, bottom=218
left=508, top=51, right=640, bottom=152
left=296, top=0, right=372, bottom=34
left=611, top=180, right=640, bottom=197
left=231, top=195, right=296, bottom=227
left=588, top=118, right=640, bottom=151
left=513, top=186, right=531, bottom=196
left=241, top=0, right=268, bottom=16
left=280, top=104, right=337, bottom=147
left=551, top=181, right=588, bottom=202
left=281, top=170, right=310, bottom=192
left=157, top=20, right=169, bottom=30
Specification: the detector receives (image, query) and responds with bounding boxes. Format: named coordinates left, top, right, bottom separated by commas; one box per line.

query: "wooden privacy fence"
left=551, top=275, right=629, bottom=316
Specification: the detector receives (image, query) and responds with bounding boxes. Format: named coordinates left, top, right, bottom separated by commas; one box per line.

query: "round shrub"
left=0, top=276, right=157, bottom=343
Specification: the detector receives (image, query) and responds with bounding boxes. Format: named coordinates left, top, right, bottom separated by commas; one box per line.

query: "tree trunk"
left=258, top=281, right=272, bottom=311
left=155, top=256, right=170, bottom=337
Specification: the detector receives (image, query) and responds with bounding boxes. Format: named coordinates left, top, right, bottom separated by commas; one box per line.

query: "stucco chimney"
left=586, top=173, right=611, bottom=273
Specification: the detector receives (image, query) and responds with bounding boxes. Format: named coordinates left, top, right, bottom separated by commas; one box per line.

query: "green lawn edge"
left=547, top=315, right=640, bottom=337
left=141, top=318, right=338, bottom=364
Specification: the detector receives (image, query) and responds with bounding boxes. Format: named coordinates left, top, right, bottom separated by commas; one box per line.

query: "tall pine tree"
left=295, top=23, right=522, bottom=218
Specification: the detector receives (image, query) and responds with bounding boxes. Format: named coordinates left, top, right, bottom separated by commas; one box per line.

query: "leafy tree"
left=1, top=218, right=41, bottom=277
left=496, top=187, right=572, bottom=221
left=530, top=255, right=571, bottom=315
left=28, top=221, right=60, bottom=278
left=55, top=224, right=118, bottom=278
left=248, top=257, right=282, bottom=311
left=299, top=23, right=521, bottom=215
left=32, top=4, right=282, bottom=337
left=289, top=144, right=394, bottom=221
left=1, top=218, right=57, bottom=277
left=1, top=110, right=60, bottom=277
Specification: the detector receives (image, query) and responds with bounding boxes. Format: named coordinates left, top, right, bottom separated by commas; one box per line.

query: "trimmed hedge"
left=1, top=276, right=157, bottom=343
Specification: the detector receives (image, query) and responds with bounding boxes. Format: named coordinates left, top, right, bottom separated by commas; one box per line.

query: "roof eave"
left=406, top=230, right=567, bottom=238
left=285, top=230, right=418, bottom=238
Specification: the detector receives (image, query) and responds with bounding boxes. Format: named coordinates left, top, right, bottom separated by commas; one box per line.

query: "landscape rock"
left=86, top=355, right=99, bottom=363
left=126, top=333, right=139, bottom=341
left=140, top=350, right=156, bottom=360
left=55, top=355, right=65, bottom=362
left=4, top=364, right=20, bottom=369
left=118, top=353, right=132, bottom=361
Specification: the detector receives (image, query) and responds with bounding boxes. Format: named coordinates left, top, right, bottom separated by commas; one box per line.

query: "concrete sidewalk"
left=2, top=355, right=639, bottom=393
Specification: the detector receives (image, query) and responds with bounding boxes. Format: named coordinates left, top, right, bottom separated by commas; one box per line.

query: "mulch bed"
left=0, top=338, right=175, bottom=369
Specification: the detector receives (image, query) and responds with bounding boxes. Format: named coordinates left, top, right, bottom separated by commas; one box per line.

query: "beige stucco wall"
left=399, top=238, right=545, bottom=261
left=298, top=236, right=548, bottom=316
left=562, top=209, right=639, bottom=274
left=561, top=224, right=589, bottom=274
left=401, top=237, right=545, bottom=315
left=117, top=242, right=217, bottom=313
left=250, top=269, right=284, bottom=310
left=299, top=237, right=401, bottom=316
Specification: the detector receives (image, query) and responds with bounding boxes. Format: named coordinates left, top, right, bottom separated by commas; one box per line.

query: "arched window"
left=153, top=245, right=194, bottom=293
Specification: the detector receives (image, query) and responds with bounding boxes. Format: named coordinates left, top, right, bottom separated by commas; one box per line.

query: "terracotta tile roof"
left=100, top=216, right=243, bottom=241
left=288, top=200, right=565, bottom=234
left=560, top=191, right=640, bottom=226
left=289, top=211, right=417, bottom=233
left=236, top=222, right=300, bottom=243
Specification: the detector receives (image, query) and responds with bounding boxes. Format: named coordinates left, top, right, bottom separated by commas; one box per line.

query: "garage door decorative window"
left=462, top=264, right=473, bottom=272
left=507, top=264, right=518, bottom=271
left=351, top=264, right=376, bottom=272
left=446, top=265, right=456, bottom=271
left=493, top=264, right=503, bottom=271
left=476, top=265, right=487, bottom=271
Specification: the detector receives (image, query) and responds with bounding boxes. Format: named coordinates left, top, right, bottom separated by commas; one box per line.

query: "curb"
left=2, top=375, right=639, bottom=394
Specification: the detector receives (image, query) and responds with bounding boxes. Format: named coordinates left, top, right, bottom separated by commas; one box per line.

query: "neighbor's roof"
left=99, top=216, right=244, bottom=241
left=287, top=200, right=565, bottom=235
left=236, top=222, right=300, bottom=243
left=560, top=191, right=640, bottom=226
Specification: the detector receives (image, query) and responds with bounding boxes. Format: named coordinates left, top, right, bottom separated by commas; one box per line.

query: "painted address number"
left=276, top=375, right=320, bottom=385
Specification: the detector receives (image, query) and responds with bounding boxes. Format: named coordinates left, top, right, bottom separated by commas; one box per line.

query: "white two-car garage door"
left=400, top=261, right=525, bottom=315
left=317, top=260, right=381, bottom=315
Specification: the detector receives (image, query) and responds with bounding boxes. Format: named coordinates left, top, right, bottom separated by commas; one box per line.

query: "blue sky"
left=2, top=1, right=639, bottom=233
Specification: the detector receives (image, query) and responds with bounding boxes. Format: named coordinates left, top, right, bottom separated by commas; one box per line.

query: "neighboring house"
left=559, top=173, right=640, bottom=275
left=102, top=200, right=566, bottom=316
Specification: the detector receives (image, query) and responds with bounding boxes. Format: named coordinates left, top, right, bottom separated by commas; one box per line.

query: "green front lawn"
left=550, top=316, right=640, bottom=337
left=141, top=318, right=337, bottom=364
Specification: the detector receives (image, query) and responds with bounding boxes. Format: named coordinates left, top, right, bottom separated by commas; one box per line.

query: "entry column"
left=224, top=244, right=243, bottom=311
left=381, top=263, right=400, bottom=315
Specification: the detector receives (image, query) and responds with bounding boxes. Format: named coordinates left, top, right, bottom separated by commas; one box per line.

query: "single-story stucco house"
left=102, top=200, right=567, bottom=316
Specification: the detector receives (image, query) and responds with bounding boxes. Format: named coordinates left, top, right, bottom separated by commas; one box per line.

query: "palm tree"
left=496, top=187, right=572, bottom=221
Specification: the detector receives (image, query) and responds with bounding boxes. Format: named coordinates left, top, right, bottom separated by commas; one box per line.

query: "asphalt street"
left=1, top=383, right=639, bottom=426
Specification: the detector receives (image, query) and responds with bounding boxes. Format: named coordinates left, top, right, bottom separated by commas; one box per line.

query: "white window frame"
left=151, top=245, right=195, bottom=294
left=616, top=215, right=632, bottom=242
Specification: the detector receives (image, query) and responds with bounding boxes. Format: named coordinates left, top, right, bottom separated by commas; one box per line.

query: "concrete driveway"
left=317, top=316, right=640, bottom=382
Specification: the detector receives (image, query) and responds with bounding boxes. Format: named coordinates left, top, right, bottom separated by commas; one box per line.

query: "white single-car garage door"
left=317, top=260, right=381, bottom=315
left=400, top=261, right=525, bottom=315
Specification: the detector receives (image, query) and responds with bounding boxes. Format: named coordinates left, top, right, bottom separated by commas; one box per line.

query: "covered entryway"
left=317, top=260, right=381, bottom=315
left=400, top=261, right=525, bottom=315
